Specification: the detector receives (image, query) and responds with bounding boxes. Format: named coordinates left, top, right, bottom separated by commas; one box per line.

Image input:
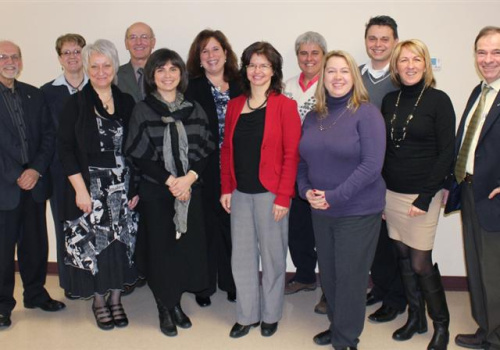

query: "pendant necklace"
left=101, top=94, right=113, bottom=111
left=390, top=86, right=426, bottom=147
left=65, top=77, right=85, bottom=93
left=317, top=107, right=349, bottom=131
left=247, top=97, right=268, bottom=111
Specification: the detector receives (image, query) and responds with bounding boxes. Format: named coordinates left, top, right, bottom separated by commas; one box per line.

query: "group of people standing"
left=1, top=15, right=499, bottom=350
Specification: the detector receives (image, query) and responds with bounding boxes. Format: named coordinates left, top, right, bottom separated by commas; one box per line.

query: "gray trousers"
left=312, top=212, right=381, bottom=348
left=461, top=182, right=500, bottom=349
left=230, top=190, right=288, bottom=325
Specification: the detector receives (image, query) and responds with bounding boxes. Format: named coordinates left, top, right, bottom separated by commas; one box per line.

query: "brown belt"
left=464, top=173, right=474, bottom=183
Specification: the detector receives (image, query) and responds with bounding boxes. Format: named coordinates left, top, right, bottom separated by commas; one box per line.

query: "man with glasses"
left=118, top=22, right=156, bottom=102
left=0, top=40, right=64, bottom=329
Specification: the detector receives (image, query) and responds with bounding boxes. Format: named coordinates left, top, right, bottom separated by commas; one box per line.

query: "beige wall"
left=3, top=0, right=499, bottom=276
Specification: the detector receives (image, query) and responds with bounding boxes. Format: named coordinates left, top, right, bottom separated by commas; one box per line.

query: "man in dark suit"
left=117, top=22, right=156, bottom=102
left=0, top=40, right=65, bottom=329
left=447, top=27, right=500, bottom=350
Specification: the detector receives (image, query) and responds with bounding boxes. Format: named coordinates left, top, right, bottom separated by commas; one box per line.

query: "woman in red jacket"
left=220, top=41, right=301, bottom=339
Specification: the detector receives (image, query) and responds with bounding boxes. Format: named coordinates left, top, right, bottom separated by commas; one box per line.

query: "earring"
left=200, top=64, right=203, bottom=68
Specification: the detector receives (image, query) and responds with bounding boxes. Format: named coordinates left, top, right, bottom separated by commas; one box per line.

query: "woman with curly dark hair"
left=185, top=29, right=241, bottom=307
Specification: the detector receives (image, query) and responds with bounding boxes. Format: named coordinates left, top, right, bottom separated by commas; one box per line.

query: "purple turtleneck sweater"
left=297, top=91, right=387, bottom=218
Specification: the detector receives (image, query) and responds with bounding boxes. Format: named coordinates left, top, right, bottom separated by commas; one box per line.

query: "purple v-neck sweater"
left=297, top=92, right=386, bottom=218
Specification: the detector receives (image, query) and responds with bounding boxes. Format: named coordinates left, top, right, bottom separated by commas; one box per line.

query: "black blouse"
left=233, top=108, right=267, bottom=194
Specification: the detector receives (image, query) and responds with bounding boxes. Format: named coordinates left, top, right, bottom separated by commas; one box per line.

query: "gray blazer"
left=117, top=61, right=142, bottom=102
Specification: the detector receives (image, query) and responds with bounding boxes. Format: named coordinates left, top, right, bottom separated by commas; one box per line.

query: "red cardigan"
left=220, top=93, right=301, bottom=208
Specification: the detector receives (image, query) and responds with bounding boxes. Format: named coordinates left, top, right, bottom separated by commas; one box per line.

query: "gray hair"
left=82, top=39, right=120, bottom=84
left=294, top=31, right=327, bottom=55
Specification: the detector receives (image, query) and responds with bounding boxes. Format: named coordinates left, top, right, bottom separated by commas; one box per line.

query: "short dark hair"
left=474, top=26, right=500, bottom=51
left=186, top=29, right=239, bottom=82
left=144, top=48, right=188, bottom=95
left=55, top=34, right=86, bottom=55
left=239, top=41, right=283, bottom=97
left=365, top=15, right=398, bottom=39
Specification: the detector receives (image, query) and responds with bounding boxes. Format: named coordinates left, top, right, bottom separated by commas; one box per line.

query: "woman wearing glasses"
left=41, top=33, right=88, bottom=300
left=220, top=41, right=301, bottom=338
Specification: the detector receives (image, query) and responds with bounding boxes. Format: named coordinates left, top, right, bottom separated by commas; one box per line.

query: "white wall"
left=3, top=0, right=499, bottom=276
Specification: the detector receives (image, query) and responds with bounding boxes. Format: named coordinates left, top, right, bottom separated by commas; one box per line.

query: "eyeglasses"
left=0, top=54, right=21, bottom=62
left=61, top=49, right=81, bottom=57
left=127, top=34, right=153, bottom=41
left=246, top=63, right=272, bottom=71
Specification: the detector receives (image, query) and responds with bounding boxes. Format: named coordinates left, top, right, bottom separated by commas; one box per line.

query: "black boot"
left=156, top=298, right=177, bottom=337
left=419, top=264, right=449, bottom=350
left=393, top=259, right=428, bottom=341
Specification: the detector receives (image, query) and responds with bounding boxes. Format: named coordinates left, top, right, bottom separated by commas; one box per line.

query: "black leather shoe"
left=261, top=322, right=278, bottom=337
left=24, top=298, right=66, bottom=312
left=227, top=291, right=236, bottom=303
left=64, top=291, right=79, bottom=300
left=172, top=304, right=191, bottom=328
left=135, top=277, right=147, bottom=288
left=368, top=304, right=404, bottom=322
left=0, top=314, right=12, bottom=329
left=335, top=347, right=358, bottom=350
left=366, top=292, right=382, bottom=306
left=157, top=299, right=177, bottom=337
left=229, top=322, right=260, bottom=338
left=195, top=296, right=211, bottom=307
left=313, top=329, right=331, bottom=345
left=455, top=333, right=489, bottom=349
left=92, top=304, right=114, bottom=330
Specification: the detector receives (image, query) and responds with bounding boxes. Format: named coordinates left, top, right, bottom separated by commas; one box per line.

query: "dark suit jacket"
left=117, top=61, right=142, bottom=103
left=448, top=83, right=500, bottom=231
left=0, top=81, right=54, bottom=210
left=185, top=76, right=242, bottom=204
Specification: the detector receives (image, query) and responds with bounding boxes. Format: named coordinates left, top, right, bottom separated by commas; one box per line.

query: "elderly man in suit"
left=0, top=40, right=65, bottom=329
left=117, top=22, right=156, bottom=102
left=446, top=26, right=500, bottom=350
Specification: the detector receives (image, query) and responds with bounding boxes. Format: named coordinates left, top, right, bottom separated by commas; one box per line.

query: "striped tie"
left=454, top=85, right=491, bottom=183
left=137, top=67, right=145, bottom=100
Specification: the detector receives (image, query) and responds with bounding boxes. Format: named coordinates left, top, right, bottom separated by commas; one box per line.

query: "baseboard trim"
left=284, top=272, right=468, bottom=292
left=25, top=264, right=469, bottom=292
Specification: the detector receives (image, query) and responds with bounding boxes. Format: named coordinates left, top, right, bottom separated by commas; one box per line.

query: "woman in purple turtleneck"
left=297, top=50, right=386, bottom=350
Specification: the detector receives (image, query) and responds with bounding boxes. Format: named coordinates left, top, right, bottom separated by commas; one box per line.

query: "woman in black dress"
left=126, top=48, right=214, bottom=337
left=185, top=29, right=241, bottom=307
left=58, top=39, right=139, bottom=330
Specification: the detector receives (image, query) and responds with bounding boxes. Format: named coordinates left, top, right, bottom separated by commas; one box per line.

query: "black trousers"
left=288, top=195, right=317, bottom=284
left=49, top=161, right=70, bottom=291
left=197, top=195, right=236, bottom=298
left=461, top=182, right=500, bottom=349
left=369, top=220, right=406, bottom=310
left=0, top=191, right=50, bottom=315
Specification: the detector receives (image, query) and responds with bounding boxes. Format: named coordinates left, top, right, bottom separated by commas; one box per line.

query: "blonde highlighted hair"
left=389, top=39, right=436, bottom=88
left=314, top=50, right=369, bottom=116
